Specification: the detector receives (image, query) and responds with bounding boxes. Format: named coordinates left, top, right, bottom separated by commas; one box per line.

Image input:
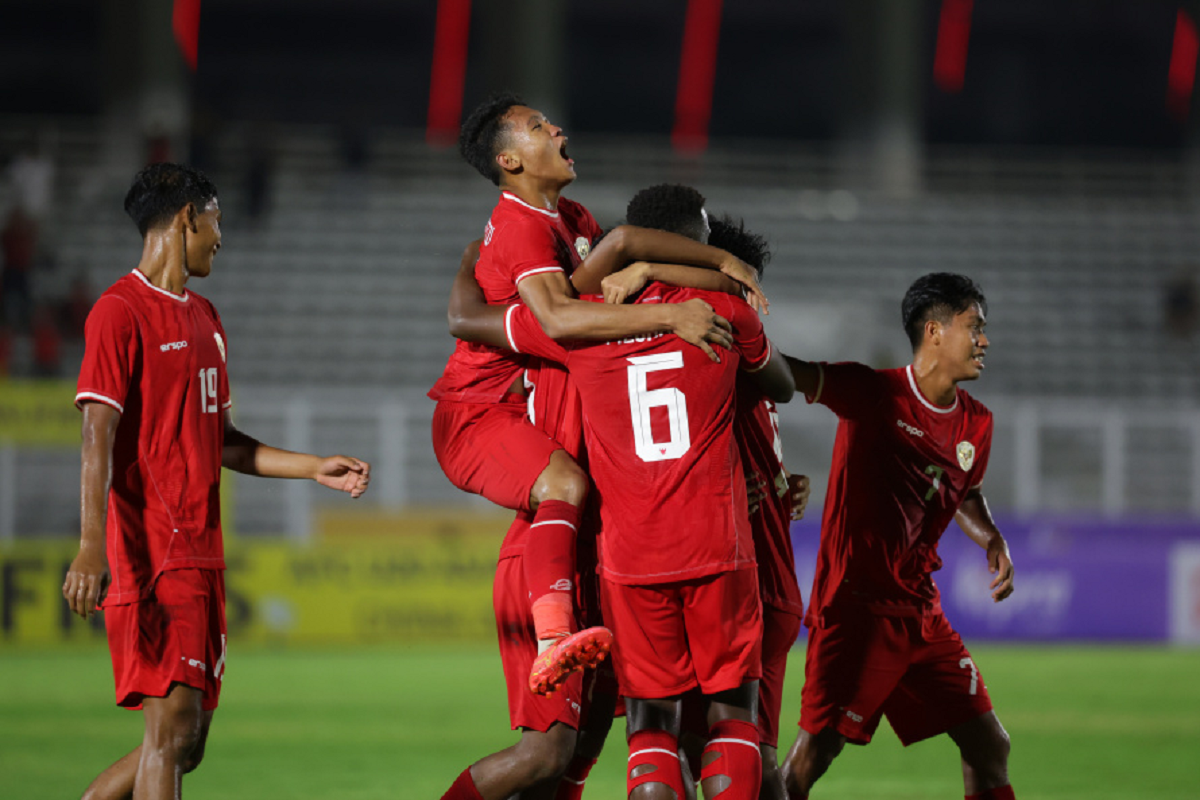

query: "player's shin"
left=628, top=729, right=688, bottom=799
left=700, top=719, right=762, bottom=800
left=525, top=499, right=581, bottom=644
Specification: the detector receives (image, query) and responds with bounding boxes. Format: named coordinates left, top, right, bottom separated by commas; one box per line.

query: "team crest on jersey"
left=214, top=332, right=226, bottom=363
left=574, top=236, right=590, bottom=260
left=956, top=440, right=975, bottom=471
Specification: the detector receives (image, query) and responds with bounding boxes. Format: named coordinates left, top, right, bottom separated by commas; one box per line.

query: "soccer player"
left=503, top=261, right=793, bottom=800
left=430, top=91, right=767, bottom=699
left=62, top=163, right=371, bottom=800
left=778, top=273, right=1017, bottom=800
left=610, top=190, right=810, bottom=800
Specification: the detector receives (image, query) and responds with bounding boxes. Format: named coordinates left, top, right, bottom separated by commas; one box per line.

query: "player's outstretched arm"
left=601, top=262, right=741, bottom=305
left=447, top=239, right=511, bottom=349
left=222, top=412, right=370, bottom=498
left=571, top=225, right=768, bottom=313
left=782, top=353, right=824, bottom=401
left=64, top=402, right=119, bottom=619
left=955, top=487, right=1014, bottom=602
left=746, top=347, right=795, bottom=403
left=518, top=270, right=733, bottom=362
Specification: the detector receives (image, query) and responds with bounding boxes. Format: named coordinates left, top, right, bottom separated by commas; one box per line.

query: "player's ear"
left=180, top=202, right=199, bottom=233
left=496, top=150, right=521, bottom=172
left=925, top=318, right=942, bottom=345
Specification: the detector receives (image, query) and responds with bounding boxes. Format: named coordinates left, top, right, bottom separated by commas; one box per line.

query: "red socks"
left=628, top=729, right=687, bottom=799
left=440, top=768, right=483, bottom=800
left=967, top=786, right=1016, bottom=800
left=526, top=499, right=580, bottom=640
left=553, top=755, right=597, bottom=800
left=700, top=719, right=762, bottom=799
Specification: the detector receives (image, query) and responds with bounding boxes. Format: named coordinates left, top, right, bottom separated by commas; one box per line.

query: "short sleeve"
left=213, top=309, right=232, bottom=411
left=505, top=304, right=569, bottom=364
left=812, top=362, right=883, bottom=420
left=494, top=216, right=567, bottom=287
left=969, top=413, right=994, bottom=489
left=721, top=296, right=771, bottom=372
left=76, top=296, right=139, bottom=413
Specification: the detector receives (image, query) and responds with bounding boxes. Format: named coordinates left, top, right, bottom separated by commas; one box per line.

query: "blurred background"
left=2, top=0, right=1200, bottom=651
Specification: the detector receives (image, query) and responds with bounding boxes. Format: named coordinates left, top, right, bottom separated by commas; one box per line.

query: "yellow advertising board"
left=0, top=510, right=513, bottom=647
left=0, top=380, right=80, bottom=446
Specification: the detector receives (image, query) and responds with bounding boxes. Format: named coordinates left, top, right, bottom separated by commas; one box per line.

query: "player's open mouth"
left=972, top=353, right=985, bottom=368
left=560, top=140, right=573, bottom=165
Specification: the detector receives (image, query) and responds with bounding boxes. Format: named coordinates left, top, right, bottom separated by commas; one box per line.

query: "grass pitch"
left=2, top=643, right=1198, bottom=799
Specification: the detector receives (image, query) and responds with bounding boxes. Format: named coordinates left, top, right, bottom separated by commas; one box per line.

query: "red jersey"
left=734, top=379, right=804, bottom=616
left=75, top=270, right=231, bottom=606
left=427, top=192, right=602, bottom=403
left=508, top=284, right=773, bottom=585
left=805, top=363, right=993, bottom=625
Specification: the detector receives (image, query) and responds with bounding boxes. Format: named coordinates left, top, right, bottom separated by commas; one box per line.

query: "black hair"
left=123, top=163, right=218, bottom=237
left=459, top=91, right=525, bottom=186
left=707, top=214, right=771, bottom=279
left=901, top=272, right=988, bottom=351
left=625, top=184, right=708, bottom=242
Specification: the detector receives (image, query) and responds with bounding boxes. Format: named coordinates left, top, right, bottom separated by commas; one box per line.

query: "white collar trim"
left=132, top=269, right=189, bottom=302
left=502, top=191, right=559, bottom=218
left=906, top=364, right=956, bottom=414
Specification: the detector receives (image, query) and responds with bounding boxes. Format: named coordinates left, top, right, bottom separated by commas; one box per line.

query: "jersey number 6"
left=627, top=352, right=691, bottom=463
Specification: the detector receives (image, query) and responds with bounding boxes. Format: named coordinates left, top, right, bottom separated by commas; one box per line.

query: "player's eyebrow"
left=528, top=114, right=546, bottom=128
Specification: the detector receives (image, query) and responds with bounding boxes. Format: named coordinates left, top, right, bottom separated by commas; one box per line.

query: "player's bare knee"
left=516, top=725, right=576, bottom=783
left=811, top=728, right=846, bottom=764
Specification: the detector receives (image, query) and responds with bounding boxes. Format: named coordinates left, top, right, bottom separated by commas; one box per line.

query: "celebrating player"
left=610, top=188, right=810, bottom=800
left=63, top=163, right=371, bottom=800
left=778, top=273, right=1017, bottom=800
left=429, top=92, right=768, bottom=704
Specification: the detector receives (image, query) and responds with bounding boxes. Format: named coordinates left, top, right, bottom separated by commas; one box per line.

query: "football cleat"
left=528, top=626, right=614, bottom=696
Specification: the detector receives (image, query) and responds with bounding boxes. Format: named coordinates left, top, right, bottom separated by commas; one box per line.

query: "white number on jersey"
left=627, top=352, right=690, bottom=462
left=199, top=367, right=219, bottom=413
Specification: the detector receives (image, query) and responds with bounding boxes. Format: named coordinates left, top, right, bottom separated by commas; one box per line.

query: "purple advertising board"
left=789, top=515, right=1200, bottom=642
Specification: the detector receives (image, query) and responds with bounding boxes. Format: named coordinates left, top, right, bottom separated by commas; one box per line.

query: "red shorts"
left=758, top=603, right=802, bottom=748
left=104, top=568, right=226, bottom=711
left=799, top=607, right=992, bottom=746
left=601, top=568, right=762, bottom=699
left=494, top=555, right=584, bottom=731
left=432, top=397, right=560, bottom=512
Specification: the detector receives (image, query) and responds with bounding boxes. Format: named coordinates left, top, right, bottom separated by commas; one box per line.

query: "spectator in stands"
left=6, top=133, right=55, bottom=222
left=244, top=124, right=274, bottom=226
left=31, top=303, right=62, bottom=378
left=1, top=205, right=38, bottom=330
left=63, top=274, right=95, bottom=340
left=1163, top=268, right=1198, bottom=340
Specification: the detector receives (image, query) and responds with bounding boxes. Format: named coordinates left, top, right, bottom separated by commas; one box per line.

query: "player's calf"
left=628, top=728, right=688, bottom=800
left=700, top=719, right=761, bottom=799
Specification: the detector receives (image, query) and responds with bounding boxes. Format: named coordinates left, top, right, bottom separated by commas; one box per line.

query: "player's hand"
left=987, top=537, right=1014, bottom=602
left=315, top=456, right=371, bottom=498
left=63, top=546, right=110, bottom=620
left=788, top=474, right=811, bottom=521
left=719, top=256, right=769, bottom=315
left=602, top=263, right=651, bottom=305
left=746, top=470, right=768, bottom=516
left=671, top=298, right=733, bottom=363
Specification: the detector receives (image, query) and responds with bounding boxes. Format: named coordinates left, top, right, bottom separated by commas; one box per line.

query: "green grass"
left=2, top=644, right=1198, bottom=798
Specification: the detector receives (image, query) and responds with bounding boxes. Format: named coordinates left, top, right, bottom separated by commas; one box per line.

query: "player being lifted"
left=434, top=96, right=767, bottom=800
left=63, top=164, right=371, bottom=800
left=778, top=273, right=1017, bottom=800
left=430, top=92, right=766, bottom=693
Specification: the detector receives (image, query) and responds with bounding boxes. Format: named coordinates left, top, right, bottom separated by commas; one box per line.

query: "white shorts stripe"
left=504, top=305, right=521, bottom=353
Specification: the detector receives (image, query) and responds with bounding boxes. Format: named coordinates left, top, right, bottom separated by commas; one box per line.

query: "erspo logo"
left=160, top=341, right=188, bottom=352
